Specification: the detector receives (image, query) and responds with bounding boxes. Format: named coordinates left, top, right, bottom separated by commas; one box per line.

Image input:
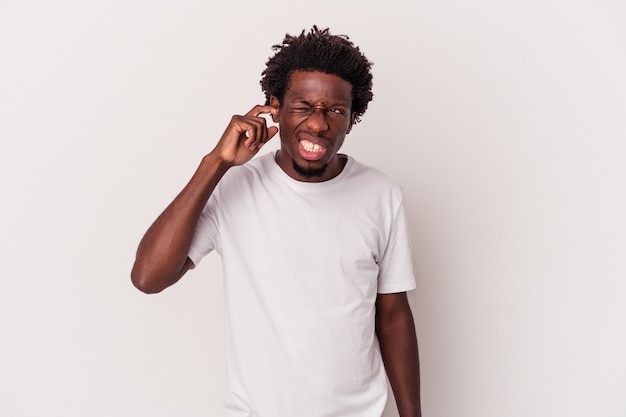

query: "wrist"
left=203, top=151, right=233, bottom=173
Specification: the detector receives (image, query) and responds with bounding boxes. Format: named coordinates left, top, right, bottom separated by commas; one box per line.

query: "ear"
left=346, top=112, right=357, bottom=134
left=269, top=96, right=280, bottom=123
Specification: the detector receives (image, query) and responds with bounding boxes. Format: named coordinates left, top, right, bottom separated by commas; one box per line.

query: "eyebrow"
left=293, top=100, right=350, bottom=108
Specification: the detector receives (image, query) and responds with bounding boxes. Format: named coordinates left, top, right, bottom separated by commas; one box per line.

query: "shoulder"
left=206, top=152, right=277, bottom=206
left=218, top=152, right=275, bottom=185
left=345, top=156, right=406, bottom=196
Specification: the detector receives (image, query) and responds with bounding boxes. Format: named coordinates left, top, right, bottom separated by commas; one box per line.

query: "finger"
left=234, top=108, right=277, bottom=148
left=252, top=126, right=278, bottom=151
left=233, top=117, right=263, bottom=141
left=267, top=126, right=278, bottom=140
left=245, top=124, right=267, bottom=149
left=244, top=105, right=278, bottom=118
left=248, top=118, right=275, bottom=148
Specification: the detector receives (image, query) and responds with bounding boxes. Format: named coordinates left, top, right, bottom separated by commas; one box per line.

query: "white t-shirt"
left=188, top=152, right=416, bottom=417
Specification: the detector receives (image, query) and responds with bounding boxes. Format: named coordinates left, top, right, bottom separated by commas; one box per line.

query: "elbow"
left=130, top=264, right=165, bottom=294
left=131, top=256, right=191, bottom=293
left=132, top=280, right=164, bottom=294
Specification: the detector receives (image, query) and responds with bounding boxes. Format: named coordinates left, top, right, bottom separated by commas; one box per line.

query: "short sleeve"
left=376, top=194, right=416, bottom=294
left=187, top=194, right=220, bottom=266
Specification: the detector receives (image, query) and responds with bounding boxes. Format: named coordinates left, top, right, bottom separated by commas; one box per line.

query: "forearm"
left=131, top=152, right=230, bottom=293
left=376, top=293, right=422, bottom=417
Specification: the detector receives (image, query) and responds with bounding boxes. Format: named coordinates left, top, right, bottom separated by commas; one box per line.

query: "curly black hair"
left=260, top=26, right=374, bottom=123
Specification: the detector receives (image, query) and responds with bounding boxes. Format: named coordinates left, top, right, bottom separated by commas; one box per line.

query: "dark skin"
left=272, top=71, right=355, bottom=182
left=377, top=292, right=422, bottom=417
left=131, top=70, right=421, bottom=416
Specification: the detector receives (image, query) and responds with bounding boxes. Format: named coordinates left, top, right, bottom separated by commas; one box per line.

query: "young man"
left=131, top=26, right=421, bottom=417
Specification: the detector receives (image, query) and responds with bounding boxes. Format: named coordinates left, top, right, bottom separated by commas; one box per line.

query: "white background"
left=1, top=1, right=625, bottom=416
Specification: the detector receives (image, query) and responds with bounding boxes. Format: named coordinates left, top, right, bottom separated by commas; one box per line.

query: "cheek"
left=279, top=116, right=307, bottom=133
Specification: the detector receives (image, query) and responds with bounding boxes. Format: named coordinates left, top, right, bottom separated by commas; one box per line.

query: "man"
left=131, top=26, right=421, bottom=417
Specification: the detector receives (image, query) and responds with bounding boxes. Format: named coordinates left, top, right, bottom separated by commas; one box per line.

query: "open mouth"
left=298, top=139, right=327, bottom=161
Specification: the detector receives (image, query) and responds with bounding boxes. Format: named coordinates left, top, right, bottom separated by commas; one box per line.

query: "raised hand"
left=212, top=105, right=279, bottom=167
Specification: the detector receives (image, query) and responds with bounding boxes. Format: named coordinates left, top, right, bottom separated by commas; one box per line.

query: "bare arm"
left=131, top=105, right=278, bottom=293
left=375, top=292, right=422, bottom=417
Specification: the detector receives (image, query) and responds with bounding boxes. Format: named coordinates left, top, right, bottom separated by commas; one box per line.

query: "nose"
left=305, top=108, right=329, bottom=133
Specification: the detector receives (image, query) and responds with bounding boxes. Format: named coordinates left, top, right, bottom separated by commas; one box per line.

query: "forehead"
left=284, top=71, right=353, bottom=105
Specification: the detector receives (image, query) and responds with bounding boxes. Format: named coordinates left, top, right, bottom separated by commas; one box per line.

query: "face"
left=271, top=70, right=356, bottom=182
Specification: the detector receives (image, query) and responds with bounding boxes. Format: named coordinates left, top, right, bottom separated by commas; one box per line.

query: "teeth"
left=302, top=140, right=324, bottom=152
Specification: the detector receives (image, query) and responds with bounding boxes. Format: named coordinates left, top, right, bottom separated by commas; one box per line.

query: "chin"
left=292, top=159, right=328, bottom=179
